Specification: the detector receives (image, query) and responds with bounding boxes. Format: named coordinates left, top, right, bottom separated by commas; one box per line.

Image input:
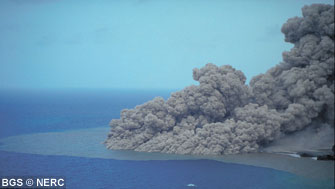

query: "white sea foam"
left=287, top=153, right=301, bottom=158
left=187, top=183, right=196, bottom=187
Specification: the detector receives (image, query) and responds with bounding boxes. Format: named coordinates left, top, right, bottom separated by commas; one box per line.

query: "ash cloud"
left=263, top=123, right=334, bottom=153
left=105, top=4, right=334, bottom=155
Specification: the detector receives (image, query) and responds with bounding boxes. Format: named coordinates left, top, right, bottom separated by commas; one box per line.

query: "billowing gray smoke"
left=105, top=4, right=334, bottom=155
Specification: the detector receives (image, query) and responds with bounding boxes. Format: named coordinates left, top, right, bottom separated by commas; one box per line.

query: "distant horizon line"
left=0, top=87, right=181, bottom=92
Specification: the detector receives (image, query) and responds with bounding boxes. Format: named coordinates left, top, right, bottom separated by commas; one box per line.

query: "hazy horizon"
left=1, top=0, right=333, bottom=90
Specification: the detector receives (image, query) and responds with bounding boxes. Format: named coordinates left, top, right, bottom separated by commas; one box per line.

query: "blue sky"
left=0, top=0, right=333, bottom=90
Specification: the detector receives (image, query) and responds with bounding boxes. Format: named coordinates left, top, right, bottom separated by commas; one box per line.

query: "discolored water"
left=0, top=90, right=333, bottom=188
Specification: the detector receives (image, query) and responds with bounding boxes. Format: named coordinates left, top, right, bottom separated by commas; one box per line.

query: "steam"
left=105, top=4, right=334, bottom=155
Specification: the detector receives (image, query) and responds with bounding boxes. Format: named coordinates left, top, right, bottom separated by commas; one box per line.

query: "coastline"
left=0, top=127, right=333, bottom=179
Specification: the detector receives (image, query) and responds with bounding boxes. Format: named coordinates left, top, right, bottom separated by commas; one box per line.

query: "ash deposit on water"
left=105, top=4, right=334, bottom=156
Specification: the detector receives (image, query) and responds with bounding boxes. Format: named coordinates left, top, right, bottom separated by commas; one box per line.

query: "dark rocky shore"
left=299, top=145, right=335, bottom=161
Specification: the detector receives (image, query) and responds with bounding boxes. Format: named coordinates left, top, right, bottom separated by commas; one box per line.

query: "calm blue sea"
left=1, top=150, right=317, bottom=189
left=0, top=89, right=172, bottom=138
left=0, top=90, right=333, bottom=188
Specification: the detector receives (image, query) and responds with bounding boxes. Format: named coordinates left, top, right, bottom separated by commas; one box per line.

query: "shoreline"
left=0, top=127, right=333, bottom=179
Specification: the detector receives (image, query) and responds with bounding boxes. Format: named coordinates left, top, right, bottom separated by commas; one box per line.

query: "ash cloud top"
left=105, top=4, right=334, bottom=155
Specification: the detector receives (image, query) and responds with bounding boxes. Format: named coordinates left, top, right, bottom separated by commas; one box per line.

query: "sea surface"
left=0, top=90, right=334, bottom=188
left=0, top=89, right=172, bottom=138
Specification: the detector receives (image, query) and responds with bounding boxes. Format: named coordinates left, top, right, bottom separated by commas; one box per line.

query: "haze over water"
left=0, top=0, right=334, bottom=188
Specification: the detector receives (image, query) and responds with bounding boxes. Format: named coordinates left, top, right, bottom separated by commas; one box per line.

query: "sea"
left=0, top=89, right=334, bottom=189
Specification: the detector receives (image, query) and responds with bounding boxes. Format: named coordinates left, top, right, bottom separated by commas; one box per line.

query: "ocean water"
left=0, top=90, right=334, bottom=188
left=1, top=150, right=327, bottom=189
left=0, top=89, right=172, bottom=138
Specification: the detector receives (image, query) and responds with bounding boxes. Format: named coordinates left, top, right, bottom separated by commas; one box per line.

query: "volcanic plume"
left=105, top=4, right=334, bottom=155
